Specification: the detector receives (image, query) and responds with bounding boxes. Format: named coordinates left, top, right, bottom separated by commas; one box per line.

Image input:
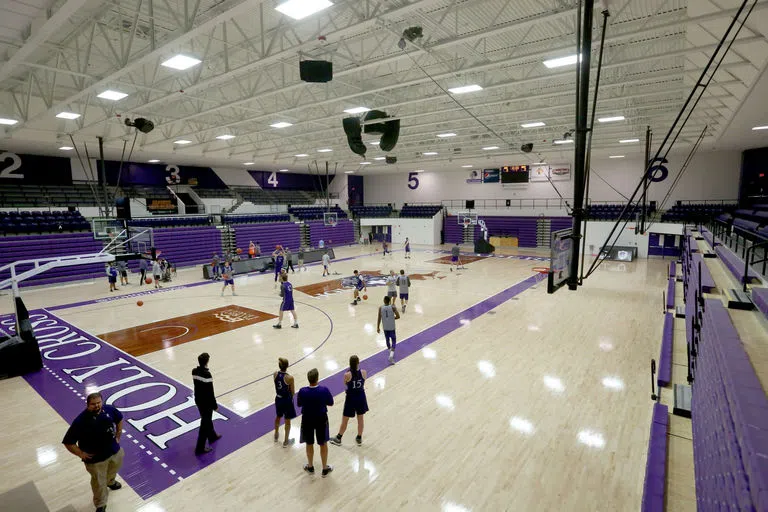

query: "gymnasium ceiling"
left=0, top=0, right=767, bottom=175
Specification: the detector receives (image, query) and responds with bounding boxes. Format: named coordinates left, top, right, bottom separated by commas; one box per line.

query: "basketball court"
left=0, top=242, right=669, bottom=511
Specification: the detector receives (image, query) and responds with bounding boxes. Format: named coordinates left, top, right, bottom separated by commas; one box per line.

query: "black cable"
left=590, top=167, right=630, bottom=200
left=584, top=0, right=756, bottom=280
left=68, top=135, right=100, bottom=210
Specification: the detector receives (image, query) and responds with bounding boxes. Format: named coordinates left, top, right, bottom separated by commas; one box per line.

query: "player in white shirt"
left=322, top=252, right=331, bottom=277
left=152, top=259, right=162, bottom=289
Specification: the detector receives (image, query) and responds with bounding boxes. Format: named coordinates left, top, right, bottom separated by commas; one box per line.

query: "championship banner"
left=530, top=165, right=549, bottom=182
left=549, top=164, right=571, bottom=182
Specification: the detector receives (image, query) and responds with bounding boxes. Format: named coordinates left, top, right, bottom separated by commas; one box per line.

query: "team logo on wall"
left=549, top=164, right=571, bottom=181
left=295, top=270, right=439, bottom=297
left=530, top=165, right=549, bottom=182
left=466, top=170, right=482, bottom=184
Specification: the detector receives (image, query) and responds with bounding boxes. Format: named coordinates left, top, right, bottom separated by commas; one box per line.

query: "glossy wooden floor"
left=0, top=245, right=674, bottom=511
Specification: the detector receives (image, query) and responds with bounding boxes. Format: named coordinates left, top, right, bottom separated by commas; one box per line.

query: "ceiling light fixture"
left=148, top=159, right=161, bottom=163
left=360, top=162, right=371, bottom=165
left=345, top=170, right=355, bottom=174
left=448, top=84, right=483, bottom=94
left=58, top=146, right=74, bottom=151
left=56, top=112, right=80, bottom=120
left=216, top=134, right=235, bottom=140
left=270, top=122, right=293, bottom=129
left=294, top=154, right=309, bottom=157
left=174, top=139, right=192, bottom=145
left=317, top=148, right=333, bottom=153
left=368, top=141, right=380, bottom=145
left=532, top=162, right=546, bottom=165
left=598, top=116, right=625, bottom=123
left=275, top=0, right=333, bottom=20
left=97, top=90, right=128, bottom=101
left=437, top=132, right=456, bottom=138
left=619, top=138, right=639, bottom=143
left=414, top=169, right=424, bottom=173
left=161, top=54, right=201, bottom=70
left=461, top=164, right=473, bottom=168
left=374, top=157, right=386, bottom=161
left=343, top=107, right=370, bottom=114
left=609, top=155, right=625, bottom=159
left=543, top=54, right=579, bottom=68
left=0, top=118, right=18, bottom=125
left=554, top=139, right=574, bottom=144
left=243, top=162, right=255, bottom=165
left=279, top=169, right=289, bottom=172
left=423, top=151, right=438, bottom=156
left=482, top=146, right=499, bottom=150
left=521, top=122, right=545, bottom=128
left=752, top=125, right=768, bottom=131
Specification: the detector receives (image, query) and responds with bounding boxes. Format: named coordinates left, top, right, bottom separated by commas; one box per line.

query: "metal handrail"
left=743, top=239, right=768, bottom=291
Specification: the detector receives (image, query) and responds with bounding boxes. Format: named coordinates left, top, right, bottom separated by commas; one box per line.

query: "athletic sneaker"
left=291, top=324, right=299, bottom=329
left=355, top=436, right=362, bottom=446
left=322, top=465, right=333, bottom=478
left=403, top=304, right=407, bottom=312
left=274, top=432, right=279, bottom=443
left=273, top=324, right=282, bottom=329
left=350, top=301, right=358, bottom=306
left=303, top=464, right=314, bottom=475
left=388, top=352, right=394, bottom=364
left=329, top=435, right=342, bottom=446
left=283, top=439, right=295, bottom=448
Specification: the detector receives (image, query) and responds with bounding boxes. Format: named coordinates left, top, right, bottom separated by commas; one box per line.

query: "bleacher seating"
left=692, top=253, right=716, bottom=292
left=586, top=203, right=635, bottom=221
left=231, top=187, right=317, bottom=205
left=641, top=402, right=669, bottom=511
left=661, top=203, right=733, bottom=223
left=232, top=222, right=301, bottom=254
left=127, top=216, right=209, bottom=228
left=350, top=205, right=392, bottom=218
left=221, top=214, right=290, bottom=224
left=193, top=188, right=235, bottom=198
left=120, top=185, right=174, bottom=200
left=680, top=228, right=768, bottom=512
left=309, top=219, right=355, bottom=247
left=289, top=206, right=347, bottom=221
left=0, top=182, right=101, bottom=207
left=715, top=244, right=762, bottom=284
left=657, top=313, right=673, bottom=387
left=400, top=204, right=442, bottom=218
left=0, top=210, right=90, bottom=234
left=0, top=232, right=106, bottom=287
left=753, top=288, right=768, bottom=321
left=151, top=227, right=221, bottom=268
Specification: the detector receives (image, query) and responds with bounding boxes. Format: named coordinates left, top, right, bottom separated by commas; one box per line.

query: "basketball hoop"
left=462, top=218, right=472, bottom=228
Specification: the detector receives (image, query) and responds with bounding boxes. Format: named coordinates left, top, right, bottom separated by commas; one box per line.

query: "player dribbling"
left=377, top=296, right=400, bottom=364
left=350, top=270, right=367, bottom=306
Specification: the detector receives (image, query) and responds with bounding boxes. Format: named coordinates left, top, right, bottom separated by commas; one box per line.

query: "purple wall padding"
left=233, top=222, right=301, bottom=254
left=152, top=226, right=222, bottom=267
left=753, top=288, right=768, bottom=321
left=666, top=278, right=675, bottom=309
left=0, top=232, right=106, bottom=287
left=442, top=216, right=572, bottom=247
left=309, top=219, right=355, bottom=247
left=657, top=313, right=673, bottom=387
left=443, top=217, right=465, bottom=244
left=641, top=402, right=668, bottom=512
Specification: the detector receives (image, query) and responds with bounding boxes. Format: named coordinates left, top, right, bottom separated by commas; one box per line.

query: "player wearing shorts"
left=152, top=259, right=162, bottom=289
left=273, top=274, right=298, bottom=329
left=248, top=241, right=256, bottom=259
left=322, top=252, right=330, bottom=277
left=273, top=358, right=296, bottom=447
left=273, top=248, right=285, bottom=288
left=330, top=355, right=368, bottom=446
left=450, top=242, right=461, bottom=271
left=117, top=260, right=129, bottom=286
left=220, top=262, right=236, bottom=296
left=138, top=258, right=148, bottom=285
left=285, top=247, right=295, bottom=273
left=404, top=237, right=411, bottom=258
left=397, top=269, right=411, bottom=312
left=386, top=270, right=398, bottom=301
left=297, top=368, right=334, bottom=477
left=350, top=270, right=367, bottom=305
left=377, top=296, right=400, bottom=363
left=381, top=240, right=389, bottom=257
left=107, top=264, right=118, bottom=292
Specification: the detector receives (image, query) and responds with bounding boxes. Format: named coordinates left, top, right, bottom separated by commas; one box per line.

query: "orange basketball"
left=236, top=248, right=242, bottom=254
left=137, top=300, right=144, bottom=307
left=276, top=244, right=282, bottom=250
left=145, top=277, right=152, bottom=284
left=222, top=273, right=230, bottom=280
left=363, top=294, right=368, bottom=300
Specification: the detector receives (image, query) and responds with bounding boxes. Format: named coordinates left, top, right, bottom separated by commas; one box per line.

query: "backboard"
left=323, top=212, right=338, bottom=227
left=457, top=211, right=478, bottom=226
left=92, top=217, right=125, bottom=240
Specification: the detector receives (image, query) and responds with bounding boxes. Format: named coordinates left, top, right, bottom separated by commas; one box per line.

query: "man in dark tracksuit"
left=192, top=352, right=222, bottom=455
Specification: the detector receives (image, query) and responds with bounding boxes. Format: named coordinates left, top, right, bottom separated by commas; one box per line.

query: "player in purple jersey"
left=273, top=274, right=298, bottom=329
left=220, top=261, right=236, bottom=296
left=297, top=368, right=334, bottom=477
left=330, top=355, right=368, bottom=446
left=273, top=247, right=285, bottom=288
left=273, top=357, right=296, bottom=447
left=350, top=270, right=367, bottom=305
left=403, top=237, right=411, bottom=258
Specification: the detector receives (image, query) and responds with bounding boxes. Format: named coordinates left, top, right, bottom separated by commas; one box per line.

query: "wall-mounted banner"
left=248, top=170, right=333, bottom=190
left=482, top=168, right=500, bottom=183
left=0, top=151, right=73, bottom=185
left=102, top=162, right=227, bottom=189
left=466, top=169, right=482, bottom=184
left=529, top=165, right=550, bottom=182
left=549, top=164, right=571, bottom=182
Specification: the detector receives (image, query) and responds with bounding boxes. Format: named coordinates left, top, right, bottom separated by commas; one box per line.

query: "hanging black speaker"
left=300, top=60, right=333, bottom=83
left=116, top=197, right=132, bottom=220
left=343, top=117, right=366, bottom=156
left=362, top=110, right=400, bottom=152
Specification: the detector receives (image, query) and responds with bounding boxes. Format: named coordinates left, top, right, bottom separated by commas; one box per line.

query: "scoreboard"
left=501, top=165, right=529, bottom=184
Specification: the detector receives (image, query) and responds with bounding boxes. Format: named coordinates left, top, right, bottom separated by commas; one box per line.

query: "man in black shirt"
left=62, top=392, right=124, bottom=512
left=192, top=352, right=222, bottom=454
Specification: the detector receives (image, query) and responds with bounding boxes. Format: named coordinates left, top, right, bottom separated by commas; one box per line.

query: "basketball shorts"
left=300, top=415, right=330, bottom=445
left=224, top=278, right=234, bottom=286
left=343, top=394, right=369, bottom=418
left=405, top=246, right=410, bottom=252
left=384, top=330, right=396, bottom=348
left=120, top=271, right=128, bottom=278
left=108, top=276, right=117, bottom=284
left=399, top=293, right=409, bottom=300
left=275, top=399, right=296, bottom=420
left=451, top=255, right=459, bottom=262
left=280, top=299, right=294, bottom=311
left=387, top=290, right=397, bottom=298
